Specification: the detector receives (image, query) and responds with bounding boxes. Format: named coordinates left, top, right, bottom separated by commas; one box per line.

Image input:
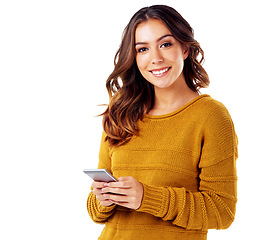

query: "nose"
left=151, top=48, right=164, bottom=64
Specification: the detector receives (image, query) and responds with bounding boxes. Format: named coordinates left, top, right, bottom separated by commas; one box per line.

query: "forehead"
left=135, top=19, right=172, bottom=42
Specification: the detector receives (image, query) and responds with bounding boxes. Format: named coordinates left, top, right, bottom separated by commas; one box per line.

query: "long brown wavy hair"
left=102, top=5, right=209, bottom=146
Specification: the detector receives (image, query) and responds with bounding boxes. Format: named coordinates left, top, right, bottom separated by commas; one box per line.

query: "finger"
left=105, top=193, right=132, bottom=203
left=97, top=198, right=115, bottom=207
left=110, top=200, right=129, bottom=208
left=91, top=181, right=107, bottom=189
left=93, top=188, right=104, bottom=196
left=96, top=192, right=113, bottom=202
left=108, top=181, right=132, bottom=189
left=102, top=187, right=128, bottom=195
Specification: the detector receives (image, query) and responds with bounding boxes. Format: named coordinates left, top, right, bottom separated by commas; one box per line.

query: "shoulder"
left=197, top=96, right=238, bottom=167
left=199, top=95, right=230, bottom=114
left=194, top=95, right=236, bottom=138
left=198, top=95, right=233, bottom=124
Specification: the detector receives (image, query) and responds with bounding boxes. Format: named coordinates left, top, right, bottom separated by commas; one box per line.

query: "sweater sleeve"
left=137, top=104, right=238, bottom=230
left=87, top=132, right=117, bottom=223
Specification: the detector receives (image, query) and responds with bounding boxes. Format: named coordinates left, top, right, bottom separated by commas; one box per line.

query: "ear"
left=182, top=45, right=189, bottom=60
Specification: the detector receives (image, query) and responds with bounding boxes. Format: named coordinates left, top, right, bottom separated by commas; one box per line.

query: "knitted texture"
left=87, top=95, right=238, bottom=240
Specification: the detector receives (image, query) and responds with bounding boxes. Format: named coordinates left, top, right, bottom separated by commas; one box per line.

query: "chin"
left=150, top=78, right=175, bottom=89
left=152, top=83, right=174, bottom=89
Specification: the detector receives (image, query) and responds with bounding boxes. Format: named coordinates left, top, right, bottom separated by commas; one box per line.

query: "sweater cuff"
left=98, top=202, right=116, bottom=213
left=137, top=184, right=169, bottom=218
left=96, top=197, right=117, bottom=213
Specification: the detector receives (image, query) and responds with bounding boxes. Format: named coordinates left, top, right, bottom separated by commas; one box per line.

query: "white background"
left=1, top=0, right=273, bottom=239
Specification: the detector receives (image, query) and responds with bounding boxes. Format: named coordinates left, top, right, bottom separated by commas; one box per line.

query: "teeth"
left=151, top=67, right=169, bottom=75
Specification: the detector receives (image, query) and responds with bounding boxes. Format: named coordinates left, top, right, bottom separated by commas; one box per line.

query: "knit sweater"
left=87, top=94, right=238, bottom=240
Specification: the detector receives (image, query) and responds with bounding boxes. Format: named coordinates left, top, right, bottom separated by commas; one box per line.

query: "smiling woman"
left=87, top=5, right=238, bottom=240
left=103, top=5, right=209, bottom=146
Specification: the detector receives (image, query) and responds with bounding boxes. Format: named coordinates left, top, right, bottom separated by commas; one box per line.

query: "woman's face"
left=135, top=19, right=189, bottom=90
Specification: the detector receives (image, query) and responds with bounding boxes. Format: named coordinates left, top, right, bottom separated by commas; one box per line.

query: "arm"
left=136, top=106, right=238, bottom=230
left=86, top=132, right=117, bottom=224
left=137, top=157, right=237, bottom=230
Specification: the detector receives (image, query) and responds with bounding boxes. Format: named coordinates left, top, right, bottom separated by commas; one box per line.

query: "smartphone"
left=83, top=169, right=117, bottom=182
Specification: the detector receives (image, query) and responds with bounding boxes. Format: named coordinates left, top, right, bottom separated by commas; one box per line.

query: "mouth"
left=149, top=67, right=171, bottom=77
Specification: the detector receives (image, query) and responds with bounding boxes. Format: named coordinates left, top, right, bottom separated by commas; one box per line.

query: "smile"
left=149, top=67, right=171, bottom=77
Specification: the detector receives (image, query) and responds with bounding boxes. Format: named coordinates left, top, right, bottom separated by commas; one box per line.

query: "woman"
left=87, top=5, right=238, bottom=240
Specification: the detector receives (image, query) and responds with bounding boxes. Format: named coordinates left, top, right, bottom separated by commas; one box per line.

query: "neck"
left=150, top=76, right=199, bottom=115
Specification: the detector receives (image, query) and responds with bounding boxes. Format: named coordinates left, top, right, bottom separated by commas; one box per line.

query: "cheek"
left=166, top=48, right=182, bottom=62
left=136, top=55, right=148, bottom=72
left=167, top=50, right=184, bottom=71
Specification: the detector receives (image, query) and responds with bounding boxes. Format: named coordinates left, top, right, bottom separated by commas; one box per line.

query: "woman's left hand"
left=101, top=176, right=144, bottom=210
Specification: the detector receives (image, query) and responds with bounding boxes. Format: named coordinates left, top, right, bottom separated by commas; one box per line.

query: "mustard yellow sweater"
left=87, top=95, right=238, bottom=240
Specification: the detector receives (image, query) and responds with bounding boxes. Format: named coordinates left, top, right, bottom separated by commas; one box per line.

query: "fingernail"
left=104, top=183, right=110, bottom=187
left=102, top=188, right=106, bottom=192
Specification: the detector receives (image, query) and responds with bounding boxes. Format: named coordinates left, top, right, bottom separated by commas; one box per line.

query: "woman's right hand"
left=91, top=181, right=114, bottom=207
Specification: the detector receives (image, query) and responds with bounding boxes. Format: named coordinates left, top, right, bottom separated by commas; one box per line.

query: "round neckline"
left=144, top=94, right=210, bottom=119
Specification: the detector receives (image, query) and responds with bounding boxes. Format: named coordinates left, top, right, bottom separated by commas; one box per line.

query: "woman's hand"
left=91, top=181, right=114, bottom=207
left=92, top=176, right=144, bottom=210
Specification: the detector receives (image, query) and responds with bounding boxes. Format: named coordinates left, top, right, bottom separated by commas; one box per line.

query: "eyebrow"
left=135, top=34, right=174, bottom=46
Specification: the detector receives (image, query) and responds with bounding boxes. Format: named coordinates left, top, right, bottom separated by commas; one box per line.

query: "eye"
left=137, top=47, right=149, bottom=53
left=160, top=42, right=172, bottom=48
